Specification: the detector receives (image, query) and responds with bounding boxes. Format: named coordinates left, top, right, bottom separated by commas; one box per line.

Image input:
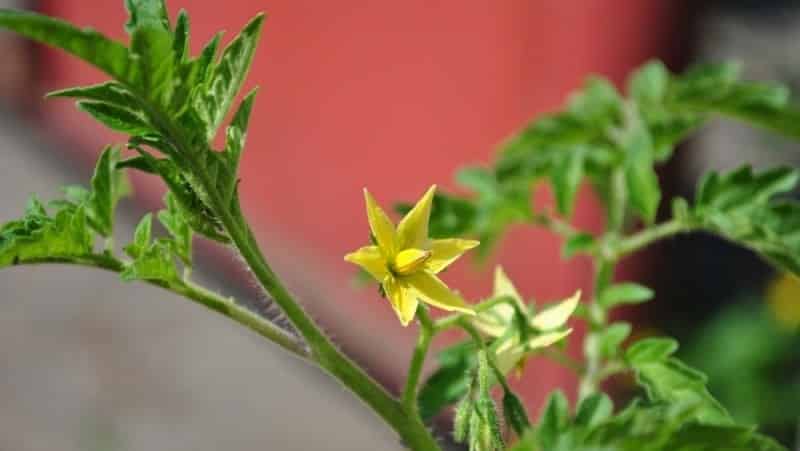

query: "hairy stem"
left=15, top=254, right=309, bottom=358
left=403, top=306, right=434, bottom=412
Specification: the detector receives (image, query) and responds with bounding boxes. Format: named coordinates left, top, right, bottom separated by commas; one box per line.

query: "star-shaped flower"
left=474, top=266, right=580, bottom=375
left=345, top=185, right=478, bottom=326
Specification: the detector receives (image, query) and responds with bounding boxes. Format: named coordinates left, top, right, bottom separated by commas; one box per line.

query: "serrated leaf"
left=625, top=337, right=678, bottom=366
left=0, top=202, right=93, bottom=269
left=597, top=322, right=631, bottom=358
left=621, top=111, right=660, bottom=223
left=158, top=193, right=192, bottom=265
left=574, top=393, right=613, bottom=427
left=552, top=146, right=586, bottom=216
left=0, top=10, right=137, bottom=84
left=195, top=14, right=265, bottom=140
left=77, top=101, right=153, bottom=135
left=599, top=282, right=654, bottom=309
left=121, top=239, right=178, bottom=282
left=125, top=213, right=152, bottom=259
left=85, top=146, right=127, bottom=236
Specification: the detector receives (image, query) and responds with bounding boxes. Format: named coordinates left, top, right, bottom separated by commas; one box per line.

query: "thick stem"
left=578, top=257, right=614, bottom=400
left=403, top=306, right=434, bottom=412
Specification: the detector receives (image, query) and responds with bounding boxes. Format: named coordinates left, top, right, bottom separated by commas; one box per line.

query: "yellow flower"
left=345, top=185, right=479, bottom=326
left=474, top=266, right=579, bottom=375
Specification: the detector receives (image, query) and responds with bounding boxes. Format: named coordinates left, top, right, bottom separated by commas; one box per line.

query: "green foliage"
left=0, top=0, right=264, bottom=245
left=625, top=338, right=731, bottom=425
left=689, top=165, right=800, bottom=275
left=0, top=198, right=93, bottom=268
left=599, top=283, right=654, bottom=309
left=511, top=399, right=784, bottom=451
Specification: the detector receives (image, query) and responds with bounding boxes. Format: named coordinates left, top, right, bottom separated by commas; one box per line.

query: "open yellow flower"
left=345, top=185, right=479, bottom=326
left=474, top=266, right=580, bottom=375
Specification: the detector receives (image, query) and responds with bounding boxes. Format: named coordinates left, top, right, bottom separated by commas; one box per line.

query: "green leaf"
left=537, top=390, right=570, bottom=450
left=77, top=101, right=153, bottom=135
left=692, top=166, right=800, bottom=275
left=172, top=9, right=189, bottom=62
left=574, top=393, right=613, bottom=428
left=121, top=239, right=178, bottom=283
left=0, top=201, right=94, bottom=269
left=621, top=110, right=660, bottom=223
left=599, top=282, right=654, bottom=309
left=158, top=193, right=192, bottom=265
left=502, top=391, right=531, bottom=437
left=125, top=213, right=152, bottom=259
left=597, top=321, right=631, bottom=358
left=47, top=81, right=139, bottom=108
left=551, top=146, right=586, bottom=216
left=195, top=14, right=265, bottom=139
left=130, top=25, right=175, bottom=109
left=220, top=88, right=258, bottom=203
left=0, top=10, right=136, bottom=84
left=124, top=0, right=170, bottom=34
left=625, top=337, right=678, bottom=366
left=629, top=60, right=669, bottom=105
left=87, top=146, right=127, bottom=237
left=626, top=337, right=732, bottom=426
left=562, top=232, right=595, bottom=258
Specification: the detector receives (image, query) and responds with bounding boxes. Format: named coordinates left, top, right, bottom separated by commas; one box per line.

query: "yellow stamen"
left=393, top=248, right=432, bottom=275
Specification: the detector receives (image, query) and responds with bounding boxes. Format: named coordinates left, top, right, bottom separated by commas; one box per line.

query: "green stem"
left=403, top=306, right=434, bottom=412
left=614, top=219, right=689, bottom=257
left=14, top=254, right=309, bottom=359
left=458, top=319, right=511, bottom=393
left=579, top=257, right=614, bottom=400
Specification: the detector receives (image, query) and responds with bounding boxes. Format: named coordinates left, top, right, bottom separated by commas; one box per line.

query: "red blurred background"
left=33, top=0, right=682, bottom=415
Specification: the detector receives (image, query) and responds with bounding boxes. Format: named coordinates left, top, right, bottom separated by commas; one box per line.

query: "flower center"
left=392, top=248, right=431, bottom=276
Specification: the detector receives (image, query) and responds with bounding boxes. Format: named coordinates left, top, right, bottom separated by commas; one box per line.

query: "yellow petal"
left=493, top=266, right=523, bottom=302
left=486, top=266, right=525, bottom=325
left=523, top=329, right=572, bottom=350
left=396, top=185, right=436, bottom=250
left=425, top=238, right=480, bottom=274
left=393, top=248, right=432, bottom=275
left=405, top=271, right=474, bottom=315
left=364, top=188, right=397, bottom=256
left=530, top=290, right=581, bottom=331
left=383, top=277, right=418, bottom=326
left=494, top=337, right=523, bottom=375
left=471, top=312, right=509, bottom=338
left=344, top=245, right=389, bottom=281
left=494, top=330, right=572, bottom=375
